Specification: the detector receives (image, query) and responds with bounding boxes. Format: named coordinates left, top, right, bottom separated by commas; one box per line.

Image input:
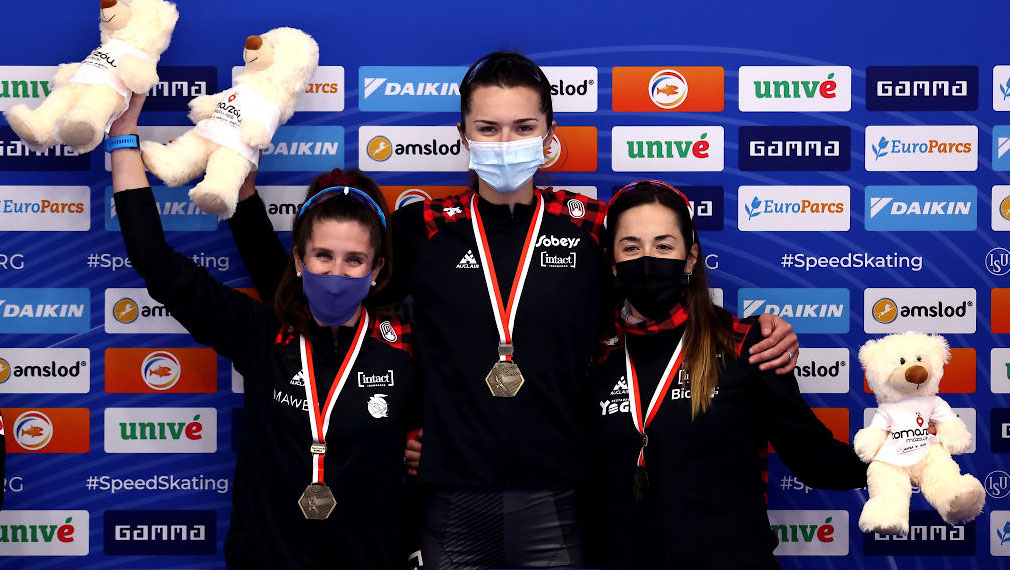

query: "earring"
left=371, top=280, right=377, bottom=286
left=681, top=271, right=692, bottom=285
left=296, top=271, right=302, bottom=277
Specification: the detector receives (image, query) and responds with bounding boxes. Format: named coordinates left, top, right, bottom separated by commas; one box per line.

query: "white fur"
left=141, top=27, right=319, bottom=218
left=857, top=331, right=984, bottom=534
left=3, top=0, right=178, bottom=153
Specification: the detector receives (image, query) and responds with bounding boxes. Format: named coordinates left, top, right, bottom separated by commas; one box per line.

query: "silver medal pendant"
left=298, top=483, right=337, bottom=520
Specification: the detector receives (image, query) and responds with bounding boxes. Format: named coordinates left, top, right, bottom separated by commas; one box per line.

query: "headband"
left=604, top=179, right=697, bottom=243
left=297, top=186, right=387, bottom=228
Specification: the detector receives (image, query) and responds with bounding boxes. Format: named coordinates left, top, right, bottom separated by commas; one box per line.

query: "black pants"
left=421, top=489, right=586, bottom=570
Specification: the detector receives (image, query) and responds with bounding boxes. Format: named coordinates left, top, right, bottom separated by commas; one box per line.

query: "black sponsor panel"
left=866, top=66, right=978, bottom=111
left=863, top=510, right=974, bottom=556
left=609, top=185, right=723, bottom=231
left=738, top=126, right=850, bottom=171
left=144, top=66, right=218, bottom=112
left=991, top=408, right=1010, bottom=453
left=0, top=127, right=90, bottom=171
left=104, top=509, right=216, bottom=555
left=231, top=407, right=243, bottom=453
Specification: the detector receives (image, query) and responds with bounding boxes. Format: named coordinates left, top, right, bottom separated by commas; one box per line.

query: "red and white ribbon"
left=625, top=336, right=685, bottom=467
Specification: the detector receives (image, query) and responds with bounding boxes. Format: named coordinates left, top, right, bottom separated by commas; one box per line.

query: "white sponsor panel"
left=0, top=348, right=89, bottom=393
left=612, top=126, right=724, bottom=172
left=738, top=66, right=852, bottom=112
left=994, top=186, right=1010, bottom=231
left=104, top=288, right=188, bottom=334
left=864, top=288, right=976, bottom=334
left=105, top=407, right=217, bottom=453
left=257, top=186, right=306, bottom=231
left=768, top=510, right=848, bottom=556
left=541, top=66, right=598, bottom=112
left=555, top=186, right=597, bottom=200
left=793, top=348, right=849, bottom=394
left=359, top=126, right=468, bottom=172
left=992, top=510, right=1010, bottom=555
left=709, top=288, right=723, bottom=307
left=232, top=365, right=244, bottom=394
left=865, top=125, right=978, bottom=172
left=0, top=186, right=89, bottom=231
left=104, top=126, right=191, bottom=171
left=863, top=407, right=976, bottom=454
left=994, top=66, right=1010, bottom=111
left=738, top=186, right=850, bottom=231
left=993, top=349, right=1010, bottom=394
left=0, top=510, right=89, bottom=556
left=0, top=66, right=59, bottom=111
left=234, top=65, right=344, bottom=112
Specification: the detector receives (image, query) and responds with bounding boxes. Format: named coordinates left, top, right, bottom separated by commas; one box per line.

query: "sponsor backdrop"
left=0, top=0, right=1009, bottom=567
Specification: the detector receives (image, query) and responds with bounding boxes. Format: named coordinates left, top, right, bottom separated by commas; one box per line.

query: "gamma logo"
left=864, top=185, right=976, bottom=231
left=738, top=126, right=850, bottom=171
left=0, top=127, right=89, bottom=172
left=612, top=66, right=724, bottom=112
left=864, top=510, right=973, bottom=556
left=864, top=288, right=976, bottom=334
left=104, top=509, right=215, bottom=555
left=867, top=66, right=978, bottom=111
left=738, top=288, right=849, bottom=334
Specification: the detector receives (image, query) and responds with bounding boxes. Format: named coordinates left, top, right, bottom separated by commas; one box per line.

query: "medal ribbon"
left=625, top=335, right=686, bottom=467
left=469, top=192, right=545, bottom=362
left=299, top=310, right=370, bottom=484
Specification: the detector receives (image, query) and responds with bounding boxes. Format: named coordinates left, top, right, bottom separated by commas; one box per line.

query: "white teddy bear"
left=853, top=331, right=985, bottom=535
left=4, top=0, right=179, bottom=153
left=140, top=27, right=318, bottom=219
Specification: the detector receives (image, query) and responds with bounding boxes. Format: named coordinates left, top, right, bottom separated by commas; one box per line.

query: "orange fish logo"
left=655, top=84, right=679, bottom=96
left=648, top=69, right=689, bottom=109
left=141, top=351, right=182, bottom=391
left=14, top=410, right=53, bottom=450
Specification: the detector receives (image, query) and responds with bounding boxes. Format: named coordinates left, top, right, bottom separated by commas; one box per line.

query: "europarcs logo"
left=865, top=125, right=977, bottom=171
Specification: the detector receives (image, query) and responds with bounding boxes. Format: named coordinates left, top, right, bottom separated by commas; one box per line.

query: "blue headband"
left=297, top=186, right=387, bottom=228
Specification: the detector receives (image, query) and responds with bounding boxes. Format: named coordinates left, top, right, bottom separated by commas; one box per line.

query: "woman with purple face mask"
left=108, top=94, right=418, bottom=570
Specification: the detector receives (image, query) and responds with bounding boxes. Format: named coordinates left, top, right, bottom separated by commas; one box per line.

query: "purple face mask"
left=300, top=267, right=373, bottom=326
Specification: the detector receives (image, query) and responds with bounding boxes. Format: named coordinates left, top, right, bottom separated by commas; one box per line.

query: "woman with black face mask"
left=591, top=180, right=868, bottom=570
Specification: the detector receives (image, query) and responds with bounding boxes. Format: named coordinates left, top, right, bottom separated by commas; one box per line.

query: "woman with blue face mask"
left=108, top=94, right=418, bottom=570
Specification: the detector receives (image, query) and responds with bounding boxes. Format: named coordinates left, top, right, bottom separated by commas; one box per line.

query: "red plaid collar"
left=618, top=302, right=689, bottom=335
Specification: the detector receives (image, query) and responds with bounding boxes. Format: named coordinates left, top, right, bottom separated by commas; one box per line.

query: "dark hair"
left=602, top=181, right=736, bottom=418
left=273, top=169, right=393, bottom=337
left=459, top=51, right=554, bottom=133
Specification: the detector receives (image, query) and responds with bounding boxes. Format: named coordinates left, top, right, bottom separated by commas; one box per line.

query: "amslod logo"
left=359, top=126, right=468, bottom=172
left=104, top=407, right=217, bottom=453
left=793, top=348, right=849, bottom=394
left=864, top=288, right=976, bottom=334
left=0, top=289, right=89, bottom=334
left=738, top=66, right=852, bottom=112
left=259, top=126, right=344, bottom=172
left=104, top=509, right=215, bottom=555
left=0, top=510, right=89, bottom=556
left=257, top=186, right=307, bottom=231
left=738, top=126, right=850, bottom=171
left=867, top=66, right=978, bottom=111
left=0, top=348, right=89, bottom=394
left=738, top=186, right=849, bottom=232
left=865, top=125, right=977, bottom=172
left=104, top=288, right=187, bottom=334
left=541, top=66, right=598, bottom=112
left=611, top=126, right=724, bottom=172
left=865, top=185, right=977, bottom=231
left=738, top=288, right=849, bottom=333
left=106, top=186, right=217, bottom=231
left=768, top=510, right=848, bottom=556
left=359, top=66, right=466, bottom=112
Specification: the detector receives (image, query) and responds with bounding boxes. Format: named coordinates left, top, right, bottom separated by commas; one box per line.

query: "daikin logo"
left=865, top=186, right=976, bottom=231
left=992, top=126, right=1010, bottom=171
left=738, top=288, right=849, bottom=333
left=359, top=66, right=467, bottom=112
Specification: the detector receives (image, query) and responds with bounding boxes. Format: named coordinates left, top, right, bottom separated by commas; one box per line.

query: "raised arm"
left=227, top=175, right=289, bottom=304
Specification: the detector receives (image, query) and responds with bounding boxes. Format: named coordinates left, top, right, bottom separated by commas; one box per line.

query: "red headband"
left=316, top=168, right=359, bottom=189
left=603, top=179, right=694, bottom=230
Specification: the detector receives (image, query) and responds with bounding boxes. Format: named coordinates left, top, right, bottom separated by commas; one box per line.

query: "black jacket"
left=117, top=187, right=416, bottom=569
left=590, top=310, right=867, bottom=570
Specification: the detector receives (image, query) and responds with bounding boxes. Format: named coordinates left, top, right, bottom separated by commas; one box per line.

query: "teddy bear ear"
left=858, top=338, right=880, bottom=368
left=925, top=333, right=951, bottom=364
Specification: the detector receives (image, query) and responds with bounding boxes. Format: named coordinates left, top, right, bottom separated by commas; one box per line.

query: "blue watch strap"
left=104, top=135, right=140, bottom=153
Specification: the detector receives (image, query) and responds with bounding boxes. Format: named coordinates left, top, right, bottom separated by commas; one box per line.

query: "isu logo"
left=872, top=297, right=898, bottom=324
left=367, top=136, right=393, bottom=161
left=649, top=69, right=689, bottom=109
left=141, top=351, right=182, bottom=391
left=112, top=298, right=139, bottom=324
left=14, top=410, right=53, bottom=450
left=0, top=357, right=9, bottom=383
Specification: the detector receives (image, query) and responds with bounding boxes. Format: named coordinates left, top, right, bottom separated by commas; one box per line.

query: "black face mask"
left=614, top=256, right=688, bottom=319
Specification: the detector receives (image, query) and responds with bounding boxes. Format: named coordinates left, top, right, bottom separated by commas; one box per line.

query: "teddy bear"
left=853, top=331, right=985, bottom=535
left=4, top=0, right=179, bottom=153
left=140, top=27, right=318, bottom=219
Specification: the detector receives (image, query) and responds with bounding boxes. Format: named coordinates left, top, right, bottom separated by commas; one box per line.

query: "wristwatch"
left=104, top=134, right=140, bottom=153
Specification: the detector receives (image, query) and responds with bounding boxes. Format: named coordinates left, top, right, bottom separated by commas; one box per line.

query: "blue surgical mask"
left=466, top=135, right=547, bottom=193
left=300, top=267, right=373, bottom=326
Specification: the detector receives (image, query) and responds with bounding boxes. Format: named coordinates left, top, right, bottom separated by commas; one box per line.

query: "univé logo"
left=864, top=288, right=975, bottom=334
left=737, top=66, right=851, bottom=112
left=0, top=510, right=89, bottom=556
left=768, top=510, right=848, bottom=556
left=611, top=126, right=724, bottom=172
left=105, top=407, right=217, bottom=453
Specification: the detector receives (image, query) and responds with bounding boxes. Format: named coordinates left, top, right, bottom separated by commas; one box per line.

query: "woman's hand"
left=749, top=314, right=800, bottom=375
left=405, top=428, right=422, bottom=477
left=109, top=94, right=146, bottom=137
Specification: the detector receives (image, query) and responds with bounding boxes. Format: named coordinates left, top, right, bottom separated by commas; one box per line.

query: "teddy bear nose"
left=101, top=0, right=117, bottom=8
left=904, top=365, right=928, bottom=385
left=245, top=36, right=263, bottom=50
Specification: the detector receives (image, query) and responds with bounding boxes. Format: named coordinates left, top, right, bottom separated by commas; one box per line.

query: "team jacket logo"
left=865, top=125, right=977, bottom=172
left=105, top=407, right=217, bottom=453
left=738, top=126, right=850, bottom=171
left=359, top=126, right=468, bottom=172
left=600, top=377, right=630, bottom=415
left=865, top=186, right=976, bottom=231
left=768, top=510, right=848, bottom=556
left=737, top=66, right=851, bottom=112
left=259, top=126, right=345, bottom=172
left=864, top=510, right=974, bottom=555
left=541, top=66, right=598, bottom=112
left=739, top=288, right=849, bottom=334
left=3, top=407, right=89, bottom=453
left=866, top=66, right=978, bottom=111
left=359, top=66, right=466, bottom=112
left=738, top=186, right=849, bottom=232
left=0, top=510, right=89, bottom=556
left=0, top=348, right=89, bottom=394
left=104, top=509, right=215, bottom=556
left=105, top=288, right=187, bottom=334
left=456, top=250, right=479, bottom=269
left=612, top=126, right=724, bottom=172
left=864, top=288, right=976, bottom=334
left=0, top=288, right=89, bottom=334
left=367, top=394, right=389, bottom=418
left=612, top=66, right=724, bottom=112
left=358, top=370, right=394, bottom=388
